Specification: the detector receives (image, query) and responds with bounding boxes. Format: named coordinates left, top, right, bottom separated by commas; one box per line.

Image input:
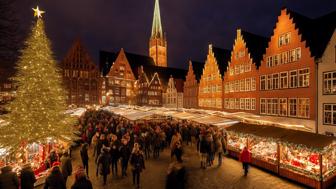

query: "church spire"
left=151, top=0, right=163, bottom=38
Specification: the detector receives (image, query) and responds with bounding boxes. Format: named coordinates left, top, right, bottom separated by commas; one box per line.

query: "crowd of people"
left=0, top=109, right=252, bottom=189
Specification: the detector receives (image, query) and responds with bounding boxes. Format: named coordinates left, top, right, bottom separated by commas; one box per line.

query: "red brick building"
left=62, top=39, right=100, bottom=106
left=223, top=29, right=268, bottom=114
left=183, top=60, right=205, bottom=109
left=198, top=44, right=230, bottom=110
left=258, top=8, right=317, bottom=120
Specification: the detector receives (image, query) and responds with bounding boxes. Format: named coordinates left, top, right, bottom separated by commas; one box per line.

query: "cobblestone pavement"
left=38, top=144, right=305, bottom=189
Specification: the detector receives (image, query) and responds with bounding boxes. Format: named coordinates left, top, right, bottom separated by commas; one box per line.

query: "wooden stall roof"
left=227, top=123, right=335, bottom=149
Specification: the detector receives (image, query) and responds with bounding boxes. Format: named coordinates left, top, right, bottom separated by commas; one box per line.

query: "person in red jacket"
left=239, top=146, right=251, bottom=176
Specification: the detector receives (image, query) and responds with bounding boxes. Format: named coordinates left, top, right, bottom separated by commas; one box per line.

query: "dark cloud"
left=16, top=0, right=336, bottom=69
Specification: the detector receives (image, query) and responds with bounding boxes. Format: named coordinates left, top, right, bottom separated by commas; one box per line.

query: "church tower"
left=149, top=0, right=167, bottom=67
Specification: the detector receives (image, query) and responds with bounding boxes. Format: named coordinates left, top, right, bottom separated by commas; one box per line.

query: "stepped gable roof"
left=124, top=52, right=155, bottom=79
left=240, top=30, right=269, bottom=67
left=212, top=47, right=231, bottom=77
left=190, top=61, right=205, bottom=82
left=284, top=8, right=336, bottom=60
left=63, top=39, right=96, bottom=68
left=144, top=65, right=187, bottom=88
left=99, top=50, right=117, bottom=76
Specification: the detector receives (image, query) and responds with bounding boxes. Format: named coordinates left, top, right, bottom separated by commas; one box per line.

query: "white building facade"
left=163, top=77, right=183, bottom=109
left=318, top=29, right=336, bottom=136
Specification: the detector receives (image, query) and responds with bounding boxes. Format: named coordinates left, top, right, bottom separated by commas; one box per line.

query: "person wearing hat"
left=0, top=165, right=19, bottom=189
left=44, top=163, right=66, bottom=189
left=20, top=163, right=36, bottom=189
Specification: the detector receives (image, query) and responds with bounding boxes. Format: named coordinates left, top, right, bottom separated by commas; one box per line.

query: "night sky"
left=16, top=0, right=336, bottom=69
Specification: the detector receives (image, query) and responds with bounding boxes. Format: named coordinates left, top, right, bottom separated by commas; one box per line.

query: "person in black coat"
left=0, top=165, right=19, bottom=189
left=130, top=143, right=145, bottom=189
left=110, top=135, right=120, bottom=176
left=80, top=143, right=89, bottom=176
left=20, top=163, right=37, bottom=189
left=44, top=166, right=66, bottom=189
left=97, top=147, right=111, bottom=185
left=71, top=167, right=93, bottom=189
left=172, top=142, right=183, bottom=161
left=119, top=138, right=131, bottom=177
left=166, top=158, right=186, bottom=189
left=60, top=151, right=72, bottom=184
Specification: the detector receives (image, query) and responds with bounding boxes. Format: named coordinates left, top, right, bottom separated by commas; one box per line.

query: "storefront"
left=226, top=123, right=336, bottom=189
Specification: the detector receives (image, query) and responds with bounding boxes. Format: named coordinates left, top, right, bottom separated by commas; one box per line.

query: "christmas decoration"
left=0, top=6, right=75, bottom=152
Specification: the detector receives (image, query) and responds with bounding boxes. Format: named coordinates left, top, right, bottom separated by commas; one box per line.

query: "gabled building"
left=198, top=44, right=230, bottom=110
left=258, top=8, right=335, bottom=131
left=143, top=65, right=187, bottom=108
left=223, top=29, right=268, bottom=113
left=316, top=12, right=336, bottom=135
left=61, top=39, right=100, bottom=106
left=183, top=60, right=205, bottom=109
left=100, top=49, right=154, bottom=105
left=136, top=66, right=150, bottom=106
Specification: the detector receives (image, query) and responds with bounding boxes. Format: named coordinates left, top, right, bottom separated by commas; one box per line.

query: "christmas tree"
left=0, top=7, right=74, bottom=152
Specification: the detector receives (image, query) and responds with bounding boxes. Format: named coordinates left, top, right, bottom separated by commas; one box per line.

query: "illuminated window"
left=280, top=72, right=288, bottom=89
left=235, top=65, right=239, bottom=75
left=289, top=70, right=297, bottom=88
left=279, top=32, right=291, bottom=47
left=246, top=78, right=251, bottom=91
left=273, top=73, right=279, bottom=89
left=289, top=98, right=297, bottom=117
left=298, top=68, right=309, bottom=87
left=240, top=79, right=245, bottom=92
left=323, top=71, right=336, bottom=94
left=324, top=104, right=336, bottom=125
left=260, top=75, right=266, bottom=90
left=245, top=98, right=250, bottom=110
left=240, top=65, right=244, bottom=73
left=267, top=75, right=273, bottom=90
left=251, top=98, right=256, bottom=110
left=240, top=98, right=245, bottom=110
left=245, top=64, right=251, bottom=72
left=251, top=78, right=256, bottom=91
left=260, top=98, right=266, bottom=114
left=235, top=80, right=240, bottom=92
left=235, top=98, right=240, bottom=109
left=279, top=98, right=287, bottom=116
left=298, top=98, right=309, bottom=118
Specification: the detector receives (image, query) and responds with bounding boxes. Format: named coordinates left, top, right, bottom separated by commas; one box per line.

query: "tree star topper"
left=32, top=6, right=45, bottom=18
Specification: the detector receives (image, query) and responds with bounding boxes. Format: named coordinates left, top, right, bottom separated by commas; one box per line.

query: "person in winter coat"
left=166, top=158, right=186, bottom=189
left=199, top=134, right=209, bottom=169
left=240, top=147, right=251, bottom=176
left=172, top=142, right=183, bottom=162
left=130, top=143, right=145, bottom=189
left=60, top=151, right=72, bottom=184
left=97, top=147, right=111, bottom=185
left=80, top=143, right=89, bottom=176
left=0, top=165, right=19, bottom=189
left=44, top=165, right=66, bottom=189
left=119, top=138, right=131, bottom=177
left=110, top=134, right=120, bottom=176
left=71, top=167, right=93, bottom=189
left=215, top=134, right=224, bottom=167
left=170, top=131, right=182, bottom=158
left=20, top=163, right=37, bottom=189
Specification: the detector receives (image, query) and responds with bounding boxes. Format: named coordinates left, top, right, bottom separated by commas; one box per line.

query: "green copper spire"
left=151, top=0, right=163, bottom=38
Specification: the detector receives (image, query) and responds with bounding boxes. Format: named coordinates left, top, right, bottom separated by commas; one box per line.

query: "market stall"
left=226, top=123, right=336, bottom=189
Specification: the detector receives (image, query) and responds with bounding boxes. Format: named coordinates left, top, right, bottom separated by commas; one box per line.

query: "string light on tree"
left=0, top=6, right=75, bottom=153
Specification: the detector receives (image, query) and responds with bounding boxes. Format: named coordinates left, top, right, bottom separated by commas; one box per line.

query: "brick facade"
left=62, top=39, right=100, bottom=106
left=258, top=9, right=316, bottom=120
left=223, top=29, right=267, bottom=114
